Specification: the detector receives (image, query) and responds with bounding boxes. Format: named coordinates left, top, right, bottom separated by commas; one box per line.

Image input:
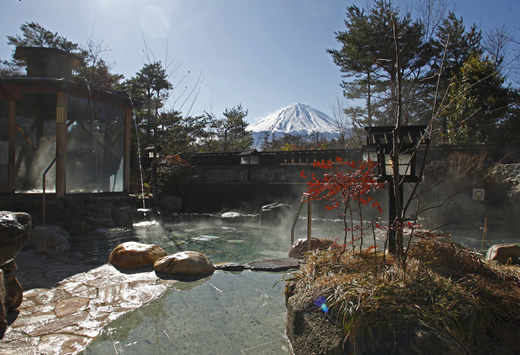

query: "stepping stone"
left=245, top=258, right=300, bottom=272
left=214, top=263, right=245, bottom=271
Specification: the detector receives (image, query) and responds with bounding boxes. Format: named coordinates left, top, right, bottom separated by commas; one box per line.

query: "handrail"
left=42, top=153, right=59, bottom=225
left=290, top=193, right=312, bottom=249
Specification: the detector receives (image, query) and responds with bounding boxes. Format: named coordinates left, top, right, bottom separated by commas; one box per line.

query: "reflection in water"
left=72, top=220, right=295, bottom=265
left=77, top=217, right=519, bottom=354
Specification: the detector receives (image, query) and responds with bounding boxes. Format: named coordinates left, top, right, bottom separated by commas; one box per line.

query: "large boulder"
left=288, top=238, right=335, bottom=258
left=111, top=205, right=134, bottom=227
left=157, top=195, right=183, bottom=213
left=220, top=211, right=259, bottom=224
left=0, top=270, right=6, bottom=339
left=259, top=202, right=292, bottom=226
left=0, top=211, right=30, bottom=340
left=486, top=243, right=520, bottom=265
left=154, top=251, right=214, bottom=276
left=28, top=225, right=69, bottom=248
left=108, top=242, right=167, bottom=269
left=28, top=225, right=71, bottom=255
left=0, top=211, right=31, bottom=266
left=2, top=261, right=22, bottom=309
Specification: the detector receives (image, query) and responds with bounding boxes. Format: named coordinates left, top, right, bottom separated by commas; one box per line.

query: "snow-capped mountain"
left=247, top=103, right=339, bottom=149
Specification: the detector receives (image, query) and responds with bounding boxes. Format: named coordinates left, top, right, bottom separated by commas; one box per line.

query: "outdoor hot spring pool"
left=71, top=218, right=304, bottom=265
left=73, top=216, right=517, bottom=354
left=74, top=216, right=312, bottom=354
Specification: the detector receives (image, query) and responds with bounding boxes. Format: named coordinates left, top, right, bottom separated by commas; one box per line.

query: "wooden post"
left=8, top=100, right=16, bottom=193
left=307, top=199, right=312, bottom=250
left=124, top=108, right=131, bottom=194
left=55, top=92, right=67, bottom=198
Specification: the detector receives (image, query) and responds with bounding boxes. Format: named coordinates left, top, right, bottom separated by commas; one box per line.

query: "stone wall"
left=493, top=163, right=520, bottom=194
left=0, top=196, right=135, bottom=234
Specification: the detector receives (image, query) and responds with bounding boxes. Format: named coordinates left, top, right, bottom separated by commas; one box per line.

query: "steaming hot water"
left=71, top=217, right=303, bottom=265
left=75, top=217, right=305, bottom=354
left=73, top=215, right=516, bottom=353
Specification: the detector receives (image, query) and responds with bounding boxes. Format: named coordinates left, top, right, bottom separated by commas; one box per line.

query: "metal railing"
left=42, top=153, right=59, bottom=225
left=290, top=193, right=312, bottom=249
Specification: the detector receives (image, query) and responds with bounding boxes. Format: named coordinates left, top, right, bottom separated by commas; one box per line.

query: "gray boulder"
left=221, top=211, right=259, bottom=224
left=260, top=202, right=291, bottom=226
left=29, top=225, right=71, bottom=255
left=158, top=195, right=183, bottom=213
left=111, top=205, right=134, bottom=227
left=0, top=211, right=30, bottom=340
left=486, top=243, right=520, bottom=265
left=0, top=211, right=31, bottom=267
left=288, top=238, right=335, bottom=258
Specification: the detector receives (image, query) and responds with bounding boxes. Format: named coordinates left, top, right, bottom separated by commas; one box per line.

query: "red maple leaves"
left=301, top=158, right=383, bottom=213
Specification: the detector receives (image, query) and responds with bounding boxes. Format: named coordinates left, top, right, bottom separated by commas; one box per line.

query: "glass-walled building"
left=0, top=47, right=133, bottom=197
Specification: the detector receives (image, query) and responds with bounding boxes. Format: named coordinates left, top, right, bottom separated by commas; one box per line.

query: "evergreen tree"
left=329, top=0, right=430, bottom=132
left=200, top=105, right=252, bottom=152
left=430, top=12, right=483, bottom=140
left=443, top=55, right=514, bottom=144
left=4, top=22, right=124, bottom=89
left=125, top=62, right=172, bottom=148
left=221, top=104, right=253, bottom=152
left=7, top=21, right=80, bottom=53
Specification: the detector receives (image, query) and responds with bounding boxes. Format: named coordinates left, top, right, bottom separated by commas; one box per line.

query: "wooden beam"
left=7, top=100, right=16, bottom=193
left=55, top=92, right=67, bottom=198
left=124, top=108, right=131, bottom=194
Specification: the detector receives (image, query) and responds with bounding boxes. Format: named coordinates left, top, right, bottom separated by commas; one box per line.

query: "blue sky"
left=1, top=0, right=518, bottom=124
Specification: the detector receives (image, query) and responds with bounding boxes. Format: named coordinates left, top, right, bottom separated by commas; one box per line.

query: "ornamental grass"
left=285, top=236, right=520, bottom=352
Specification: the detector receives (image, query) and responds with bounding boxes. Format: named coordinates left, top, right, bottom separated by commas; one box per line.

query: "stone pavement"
left=0, top=251, right=297, bottom=354
left=0, top=251, right=174, bottom=354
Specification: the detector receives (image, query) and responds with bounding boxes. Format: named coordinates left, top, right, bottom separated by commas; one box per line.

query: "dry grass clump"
left=285, top=238, right=520, bottom=352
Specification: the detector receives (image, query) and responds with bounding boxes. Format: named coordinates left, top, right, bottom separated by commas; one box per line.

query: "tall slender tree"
left=329, top=0, right=429, bottom=132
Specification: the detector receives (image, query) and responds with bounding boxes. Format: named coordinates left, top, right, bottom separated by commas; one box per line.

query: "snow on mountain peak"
left=247, top=103, right=338, bottom=148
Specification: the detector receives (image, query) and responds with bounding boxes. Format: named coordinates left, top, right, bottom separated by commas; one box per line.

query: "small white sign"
left=0, top=141, right=8, bottom=164
left=472, top=188, right=485, bottom=201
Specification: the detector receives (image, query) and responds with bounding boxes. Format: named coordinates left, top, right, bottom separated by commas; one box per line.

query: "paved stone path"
left=0, top=251, right=298, bottom=354
left=0, top=251, right=174, bottom=354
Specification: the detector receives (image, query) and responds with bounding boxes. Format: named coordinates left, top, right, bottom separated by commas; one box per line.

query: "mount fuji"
left=247, top=103, right=339, bottom=149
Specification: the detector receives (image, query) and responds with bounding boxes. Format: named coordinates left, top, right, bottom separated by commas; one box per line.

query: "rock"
left=4, top=270, right=23, bottom=309
left=0, top=261, right=24, bottom=340
left=486, top=243, right=520, bottom=265
left=111, top=205, right=134, bottom=227
left=259, top=202, right=292, bottom=226
left=245, top=258, right=300, bottom=272
left=220, top=211, right=256, bottom=224
left=35, top=234, right=71, bottom=255
left=154, top=251, right=214, bottom=276
left=0, top=211, right=30, bottom=340
left=157, top=195, right=183, bottom=213
left=285, top=292, right=345, bottom=354
left=220, top=212, right=259, bottom=224
left=214, top=263, right=245, bottom=271
left=0, top=270, right=6, bottom=339
left=288, top=238, right=335, bottom=258
left=108, top=242, right=167, bottom=269
left=0, top=211, right=32, bottom=266
left=28, top=225, right=70, bottom=251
